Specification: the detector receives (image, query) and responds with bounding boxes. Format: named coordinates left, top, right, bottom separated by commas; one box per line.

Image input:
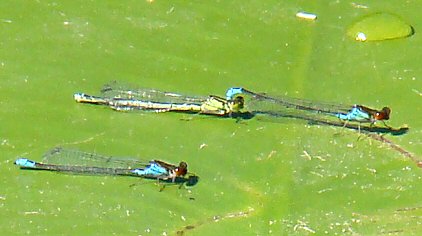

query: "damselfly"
left=226, top=87, right=391, bottom=127
left=15, top=147, right=198, bottom=186
left=74, top=82, right=244, bottom=116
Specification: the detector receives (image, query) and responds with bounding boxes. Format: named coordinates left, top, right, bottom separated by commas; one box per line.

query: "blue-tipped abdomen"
left=15, top=158, right=37, bottom=168
left=226, top=88, right=244, bottom=100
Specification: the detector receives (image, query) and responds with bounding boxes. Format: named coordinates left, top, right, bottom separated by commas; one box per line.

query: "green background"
left=1, top=1, right=421, bottom=235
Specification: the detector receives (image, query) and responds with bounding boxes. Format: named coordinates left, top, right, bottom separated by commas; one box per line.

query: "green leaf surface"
left=1, top=1, right=421, bottom=235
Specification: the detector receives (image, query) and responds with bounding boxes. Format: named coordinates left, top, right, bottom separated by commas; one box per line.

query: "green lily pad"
left=347, top=12, right=414, bottom=42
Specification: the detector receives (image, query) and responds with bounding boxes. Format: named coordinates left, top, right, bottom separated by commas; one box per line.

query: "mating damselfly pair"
left=74, top=82, right=398, bottom=132
left=15, top=147, right=198, bottom=188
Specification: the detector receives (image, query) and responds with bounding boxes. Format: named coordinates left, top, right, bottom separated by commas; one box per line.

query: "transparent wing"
left=101, top=81, right=209, bottom=104
left=241, top=89, right=353, bottom=115
left=42, top=147, right=149, bottom=170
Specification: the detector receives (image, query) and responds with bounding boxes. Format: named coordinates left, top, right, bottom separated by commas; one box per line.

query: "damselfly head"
left=375, top=107, right=391, bottom=120
left=231, top=96, right=245, bottom=111
left=176, top=162, right=188, bottom=176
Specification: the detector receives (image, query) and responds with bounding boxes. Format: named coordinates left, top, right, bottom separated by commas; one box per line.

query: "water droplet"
left=347, top=12, right=414, bottom=42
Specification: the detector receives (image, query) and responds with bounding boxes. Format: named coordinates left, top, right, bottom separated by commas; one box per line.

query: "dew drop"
left=347, top=12, right=414, bottom=42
